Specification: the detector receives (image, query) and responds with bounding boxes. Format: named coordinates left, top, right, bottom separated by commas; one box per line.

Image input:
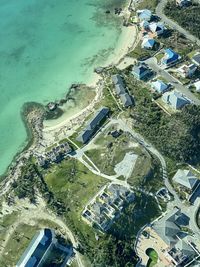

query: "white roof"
left=149, top=22, right=164, bottom=33
left=173, top=169, right=198, bottom=190
left=194, top=81, right=200, bottom=92
left=141, top=37, right=155, bottom=48
left=151, top=80, right=168, bottom=93
left=137, top=9, right=152, bottom=21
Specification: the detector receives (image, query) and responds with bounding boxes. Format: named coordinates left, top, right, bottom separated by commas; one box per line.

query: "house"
left=192, top=52, right=200, bottom=66
left=153, top=208, right=188, bottom=248
left=173, top=169, right=199, bottom=191
left=176, top=0, right=191, bottom=7
left=149, top=22, right=164, bottom=36
left=16, top=229, right=57, bottom=267
left=77, top=107, right=109, bottom=144
left=151, top=80, right=169, bottom=94
left=141, top=37, right=155, bottom=49
left=137, top=9, right=152, bottom=22
left=177, top=63, right=197, bottom=78
left=161, top=48, right=180, bottom=66
left=194, top=80, right=200, bottom=92
left=162, top=90, right=190, bottom=109
left=112, top=74, right=126, bottom=95
left=131, top=63, right=151, bottom=80
left=120, top=93, right=134, bottom=108
left=112, top=74, right=134, bottom=108
left=153, top=208, right=196, bottom=266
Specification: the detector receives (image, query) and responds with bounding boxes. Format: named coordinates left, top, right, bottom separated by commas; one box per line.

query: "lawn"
left=146, top=248, right=158, bottom=267
left=44, top=158, right=107, bottom=264
left=85, top=127, right=145, bottom=176
left=45, top=158, right=107, bottom=215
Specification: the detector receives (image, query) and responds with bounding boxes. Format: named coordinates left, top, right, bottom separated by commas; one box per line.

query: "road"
left=144, top=57, right=200, bottom=105
left=156, top=0, right=200, bottom=46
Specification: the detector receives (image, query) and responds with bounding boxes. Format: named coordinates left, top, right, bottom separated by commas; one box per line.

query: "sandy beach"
left=42, top=22, right=138, bottom=143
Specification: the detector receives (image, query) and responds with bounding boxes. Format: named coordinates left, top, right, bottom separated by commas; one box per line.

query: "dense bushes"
left=164, top=1, right=200, bottom=39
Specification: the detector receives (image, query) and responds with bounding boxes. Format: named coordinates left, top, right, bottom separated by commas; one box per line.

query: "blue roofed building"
left=77, top=107, right=110, bottom=144
left=161, top=48, right=180, bottom=66
left=151, top=80, right=169, bottom=94
left=141, top=37, right=155, bottom=49
left=162, top=90, right=190, bottom=110
left=16, top=229, right=57, bottom=267
left=137, top=9, right=152, bottom=22
left=131, top=63, right=151, bottom=80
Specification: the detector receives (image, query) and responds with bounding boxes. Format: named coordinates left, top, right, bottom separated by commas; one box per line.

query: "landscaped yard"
left=146, top=248, right=158, bottom=267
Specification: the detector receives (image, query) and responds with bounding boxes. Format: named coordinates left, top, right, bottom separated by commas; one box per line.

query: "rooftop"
left=162, top=90, right=190, bottom=109
left=173, top=169, right=199, bottom=190
left=16, top=229, right=55, bottom=267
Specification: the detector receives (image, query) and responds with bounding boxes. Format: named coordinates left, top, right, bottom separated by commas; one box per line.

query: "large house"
left=173, top=169, right=199, bottom=193
left=162, top=90, right=190, bottom=109
left=137, top=9, right=152, bottom=22
left=153, top=208, right=196, bottom=266
left=16, top=229, right=57, bottom=267
left=131, top=63, right=151, bottom=80
left=76, top=107, right=110, bottom=144
left=151, top=80, right=169, bottom=94
left=161, top=48, right=180, bottom=66
left=177, top=63, right=197, bottom=78
left=112, top=74, right=134, bottom=108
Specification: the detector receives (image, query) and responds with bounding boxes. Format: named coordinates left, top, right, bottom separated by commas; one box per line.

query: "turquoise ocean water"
left=0, top=0, right=127, bottom=175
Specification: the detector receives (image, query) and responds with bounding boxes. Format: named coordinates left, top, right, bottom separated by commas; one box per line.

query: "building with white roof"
left=16, top=229, right=57, bottom=267
left=141, top=37, right=155, bottom=49
left=173, top=169, right=199, bottom=191
left=194, top=80, right=200, bottom=92
left=137, top=9, right=152, bottom=22
left=177, top=64, right=197, bottom=78
left=149, top=22, right=164, bottom=36
left=151, top=80, right=168, bottom=94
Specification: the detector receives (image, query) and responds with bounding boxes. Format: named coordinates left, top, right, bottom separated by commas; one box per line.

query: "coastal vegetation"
left=123, top=74, right=200, bottom=165
left=164, top=1, right=200, bottom=39
left=109, top=193, right=161, bottom=241
left=136, top=0, right=159, bottom=11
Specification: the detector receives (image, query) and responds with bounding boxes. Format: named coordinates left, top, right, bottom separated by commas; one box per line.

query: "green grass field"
left=44, top=158, right=107, bottom=265
left=85, top=128, right=145, bottom=176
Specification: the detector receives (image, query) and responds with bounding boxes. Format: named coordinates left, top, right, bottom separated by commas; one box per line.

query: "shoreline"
left=0, top=1, right=138, bottom=181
